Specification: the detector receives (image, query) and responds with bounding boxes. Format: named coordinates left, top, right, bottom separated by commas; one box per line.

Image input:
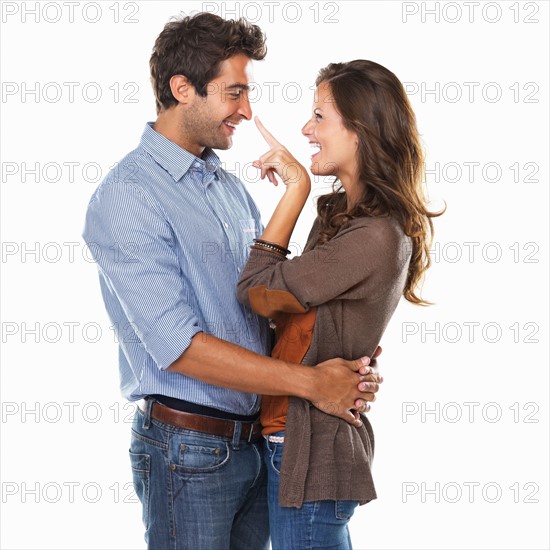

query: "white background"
left=1, top=1, right=548, bottom=548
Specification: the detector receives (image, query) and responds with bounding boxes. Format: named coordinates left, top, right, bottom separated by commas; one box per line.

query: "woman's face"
left=302, top=82, right=359, bottom=185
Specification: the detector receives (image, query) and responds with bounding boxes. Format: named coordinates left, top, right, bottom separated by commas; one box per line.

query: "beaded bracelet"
left=252, top=239, right=290, bottom=256
left=251, top=244, right=286, bottom=257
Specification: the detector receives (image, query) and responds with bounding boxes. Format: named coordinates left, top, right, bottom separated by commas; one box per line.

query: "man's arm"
left=83, top=175, right=379, bottom=425
left=167, top=332, right=379, bottom=426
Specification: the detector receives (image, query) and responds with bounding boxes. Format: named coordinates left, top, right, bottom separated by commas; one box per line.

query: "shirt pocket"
left=238, top=218, right=259, bottom=240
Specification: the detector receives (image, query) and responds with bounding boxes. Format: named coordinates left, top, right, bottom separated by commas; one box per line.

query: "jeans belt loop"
left=232, top=421, right=242, bottom=450
left=247, top=422, right=255, bottom=444
left=142, top=398, right=154, bottom=430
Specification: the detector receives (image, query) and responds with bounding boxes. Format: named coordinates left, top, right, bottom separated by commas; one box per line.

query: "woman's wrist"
left=279, top=159, right=309, bottom=185
left=283, top=178, right=311, bottom=205
left=252, top=239, right=290, bottom=256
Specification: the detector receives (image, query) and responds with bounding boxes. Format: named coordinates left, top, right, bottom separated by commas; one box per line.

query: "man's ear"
left=169, top=75, right=196, bottom=105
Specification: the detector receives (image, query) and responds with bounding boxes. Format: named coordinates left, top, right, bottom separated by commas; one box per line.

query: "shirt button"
left=224, top=222, right=229, bottom=228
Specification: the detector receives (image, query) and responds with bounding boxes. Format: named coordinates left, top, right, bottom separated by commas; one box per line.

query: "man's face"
left=180, top=54, right=254, bottom=155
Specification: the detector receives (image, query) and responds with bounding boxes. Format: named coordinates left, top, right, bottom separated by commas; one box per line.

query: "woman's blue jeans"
left=264, top=431, right=359, bottom=550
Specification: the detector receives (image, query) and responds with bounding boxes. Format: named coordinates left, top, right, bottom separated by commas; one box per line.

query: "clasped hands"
left=312, top=346, right=383, bottom=427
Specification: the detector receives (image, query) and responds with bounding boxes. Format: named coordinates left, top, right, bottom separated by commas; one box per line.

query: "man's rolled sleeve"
left=83, top=179, right=202, bottom=370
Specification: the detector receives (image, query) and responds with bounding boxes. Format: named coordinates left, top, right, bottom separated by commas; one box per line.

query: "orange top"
left=261, top=308, right=317, bottom=435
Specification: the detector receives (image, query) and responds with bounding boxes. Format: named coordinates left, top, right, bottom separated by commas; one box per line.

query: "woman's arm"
left=242, top=119, right=384, bottom=414
left=251, top=117, right=311, bottom=249
left=239, top=119, right=409, bottom=314
left=238, top=217, right=407, bottom=310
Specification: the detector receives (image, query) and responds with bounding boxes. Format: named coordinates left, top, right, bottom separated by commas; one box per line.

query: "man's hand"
left=308, top=347, right=383, bottom=427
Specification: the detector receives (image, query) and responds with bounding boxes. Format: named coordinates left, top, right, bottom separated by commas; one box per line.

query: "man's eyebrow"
left=225, top=83, right=251, bottom=91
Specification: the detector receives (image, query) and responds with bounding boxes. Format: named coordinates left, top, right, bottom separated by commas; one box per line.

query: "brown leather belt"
left=137, top=400, right=262, bottom=443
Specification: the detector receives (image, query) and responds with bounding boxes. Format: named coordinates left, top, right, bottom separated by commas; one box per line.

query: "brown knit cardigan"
left=237, top=215, right=411, bottom=507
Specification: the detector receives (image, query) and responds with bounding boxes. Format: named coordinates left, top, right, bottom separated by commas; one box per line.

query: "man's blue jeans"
left=130, top=401, right=269, bottom=550
left=265, top=431, right=359, bottom=550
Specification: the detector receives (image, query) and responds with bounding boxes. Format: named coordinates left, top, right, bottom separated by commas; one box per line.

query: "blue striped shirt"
left=83, top=122, right=271, bottom=415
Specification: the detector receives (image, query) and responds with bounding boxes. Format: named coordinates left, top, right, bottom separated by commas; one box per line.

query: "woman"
left=237, top=60, right=442, bottom=549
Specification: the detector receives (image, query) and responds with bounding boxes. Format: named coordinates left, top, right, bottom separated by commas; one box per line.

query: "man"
left=83, top=12, right=380, bottom=549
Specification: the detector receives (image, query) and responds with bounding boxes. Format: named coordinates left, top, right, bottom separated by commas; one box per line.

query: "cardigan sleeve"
left=237, top=217, right=410, bottom=313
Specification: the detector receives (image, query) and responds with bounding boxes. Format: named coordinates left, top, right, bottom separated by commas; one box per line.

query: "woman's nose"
left=302, top=118, right=313, bottom=136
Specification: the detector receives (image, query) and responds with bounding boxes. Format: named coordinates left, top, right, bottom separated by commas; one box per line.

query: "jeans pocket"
left=129, top=451, right=150, bottom=529
left=265, top=434, right=284, bottom=476
left=269, top=443, right=282, bottom=475
left=335, top=500, right=358, bottom=520
left=177, top=435, right=230, bottom=473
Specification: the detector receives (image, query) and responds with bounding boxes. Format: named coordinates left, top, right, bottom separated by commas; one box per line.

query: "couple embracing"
left=83, top=11, right=440, bottom=550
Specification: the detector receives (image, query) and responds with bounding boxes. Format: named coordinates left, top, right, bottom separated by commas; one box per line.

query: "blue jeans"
left=265, top=431, right=359, bottom=550
left=130, top=401, right=269, bottom=550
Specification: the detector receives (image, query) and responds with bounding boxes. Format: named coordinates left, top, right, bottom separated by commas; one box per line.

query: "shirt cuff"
left=144, top=322, right=203, bottom=371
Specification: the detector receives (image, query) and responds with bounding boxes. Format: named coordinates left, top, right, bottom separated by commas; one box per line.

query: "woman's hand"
left=310, top=354, right=382, bottom=427
left=354, top=346, right=383, bottom=414
left=252, top=116, right=311, bottom=196
left=252, top=117, right=311, bottom=248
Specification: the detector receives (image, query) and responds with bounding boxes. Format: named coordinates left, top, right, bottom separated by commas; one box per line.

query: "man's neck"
left=153, top=112, right=204, bottom=158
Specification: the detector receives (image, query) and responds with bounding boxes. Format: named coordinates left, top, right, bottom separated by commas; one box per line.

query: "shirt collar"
left=139, top=122, right=222, bottom=182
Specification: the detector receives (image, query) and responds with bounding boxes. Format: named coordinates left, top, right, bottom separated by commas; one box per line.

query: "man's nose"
left=238, top=94, right=252, bottom=120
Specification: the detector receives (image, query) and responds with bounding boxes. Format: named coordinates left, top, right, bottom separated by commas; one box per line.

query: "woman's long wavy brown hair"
left=314, top=60, right=444, bottom=305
